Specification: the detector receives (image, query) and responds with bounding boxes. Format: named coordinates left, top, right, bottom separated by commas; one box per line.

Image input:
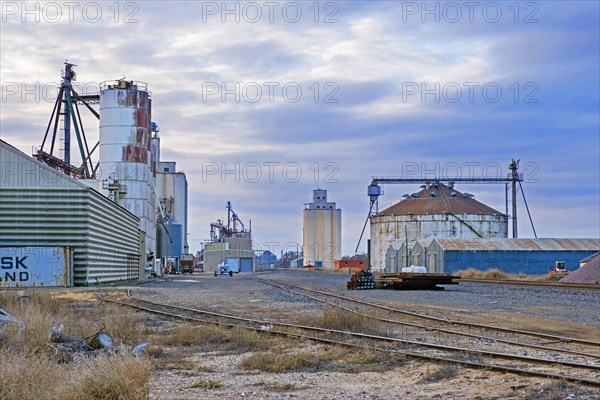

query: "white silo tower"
left=98, top=79, right=156, bottom=257
left=303, top=189, right=342, bottom=269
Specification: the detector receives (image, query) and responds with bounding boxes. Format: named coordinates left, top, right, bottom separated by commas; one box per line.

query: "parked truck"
left=214, top=261, right=234, bottom=276
left=180, top=254, right=195, bottom=274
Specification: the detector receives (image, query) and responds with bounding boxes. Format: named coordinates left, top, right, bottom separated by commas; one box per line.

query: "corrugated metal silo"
left=370, top=183, right=508, bottom=271
left=158, top=222, right=183, bottom=258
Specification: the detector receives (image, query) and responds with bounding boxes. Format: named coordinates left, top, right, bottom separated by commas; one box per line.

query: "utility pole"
left=509, top=160, right=520, bottom=238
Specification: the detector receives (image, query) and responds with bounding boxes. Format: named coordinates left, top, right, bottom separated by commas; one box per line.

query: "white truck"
left=214, top=261, right=234, bottom=276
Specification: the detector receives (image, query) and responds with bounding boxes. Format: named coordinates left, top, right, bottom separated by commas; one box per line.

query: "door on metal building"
left=240, top=258, right=253, bottom=272
left=387, top=256, right=395, bottom=273
left=429, top=254, right=436, bottom=273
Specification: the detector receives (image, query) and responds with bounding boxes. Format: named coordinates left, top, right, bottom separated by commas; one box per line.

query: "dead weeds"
left=0, top=290, right=153, bottom=400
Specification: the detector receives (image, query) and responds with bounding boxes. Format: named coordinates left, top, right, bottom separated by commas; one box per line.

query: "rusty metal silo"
left=98, top=79, right=156, bottom=258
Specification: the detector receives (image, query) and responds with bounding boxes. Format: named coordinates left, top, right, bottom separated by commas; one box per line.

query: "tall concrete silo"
left=98, top=79, right=156, bottom=257
left=303, top=189, right=342, bottom=269
left=370, top=183, right=507, bottom=271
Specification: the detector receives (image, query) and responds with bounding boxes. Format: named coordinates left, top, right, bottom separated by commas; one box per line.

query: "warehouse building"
left=424, top=238, right=600, bottom=275
left=203, top=237, right=254, bottom=273
left=0, top=140, right=143, bottom=286
left=203, top=202, right=254, bottom=273
left=370, top=183, right=507, bottom=271
left=384, top=244, right=406, bottom=273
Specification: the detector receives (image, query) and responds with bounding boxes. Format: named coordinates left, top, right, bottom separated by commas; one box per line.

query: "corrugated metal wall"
left=424, top=238, right=599, bottom=274
left=1, top=140, right=141, bottom=285
left=441, top=250, right=599, bottom=275
left=0, top=188, right=141, bottom=285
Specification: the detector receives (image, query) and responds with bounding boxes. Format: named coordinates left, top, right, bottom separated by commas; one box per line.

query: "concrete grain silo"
left=370, top=183, right=507, bottom=271
left=303, top=189, right=342, bottom=269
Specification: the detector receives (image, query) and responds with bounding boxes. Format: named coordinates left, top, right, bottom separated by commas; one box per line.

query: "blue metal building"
left=426, top=238, right=600, bottom=275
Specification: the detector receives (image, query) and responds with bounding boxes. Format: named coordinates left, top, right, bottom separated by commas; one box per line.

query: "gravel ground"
left=256, top=270, right=600, bottom=327
left=127, top=270, right=600, bottom=399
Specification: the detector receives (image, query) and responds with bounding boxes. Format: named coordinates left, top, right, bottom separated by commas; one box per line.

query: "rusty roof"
left=377, top=183, right=504, bottom=217
left=431, top=238, right=600, bottom=251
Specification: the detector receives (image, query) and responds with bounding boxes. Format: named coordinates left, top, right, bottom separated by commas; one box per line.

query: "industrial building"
left=422, top=238, right=600, bottom=275
left=303, top=189, right=341, bottom=269
left=203, top=202, right=254, bottom=273
left=370, top=183, right=507, bottom=272
left=385, top=244, right=406, bottom=273
left=255, top=250, right=277, bottom=269
left=156, top=157, right=189, bottom=272
left=333, top=259, right=367, bottom=271
left=0, top=64, right=189, bottom=285
left=0, top=140, right=143, bottom=286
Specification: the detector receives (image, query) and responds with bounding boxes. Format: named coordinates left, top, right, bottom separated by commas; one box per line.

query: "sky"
left=1, top=1, right=599, bottom=257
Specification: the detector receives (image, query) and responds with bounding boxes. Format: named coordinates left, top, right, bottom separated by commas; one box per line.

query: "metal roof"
left=579, top=252, right=600, bottom=263
left=1, top=139, right=142, bottom=286
left=432, top=238, right=600, bottom=251
left=1, top=139, right=90, bottom=190
left=560, top=252, right=600, bottom=284
left=377, top=183, right=504, bottom=217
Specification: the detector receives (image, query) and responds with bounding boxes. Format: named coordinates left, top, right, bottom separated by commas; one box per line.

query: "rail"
left=97, top=289, right=600, bottom=387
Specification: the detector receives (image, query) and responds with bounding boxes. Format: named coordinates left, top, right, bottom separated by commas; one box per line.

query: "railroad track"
left=252, top=277, right=600, bottom=353
left=459, top=278, right=600, bottom=290
left=98, top=289, right=600, bottom=387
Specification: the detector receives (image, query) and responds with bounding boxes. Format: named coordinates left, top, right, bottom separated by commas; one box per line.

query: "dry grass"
left=330, top=347, right=405, bottom=373
left=148, top=346, right=198, bottom=371
left=98, top=308, right=143, bottom=345
left=419, top=363, right=459, bottom=383
left=521, top=380, right=573, bottom=400
left=78, top=354, right=153, bottom=399
left=240, top=351, right=318, bottom=372
left=0, top=342, right=152, bottom=400
left=162, top=359, right=197, bottom=370
left=54, top=291, right=98, bottom=302
left=0, top=290, right=153, bottom=400
left=158, top=323, right=283, bottom=352
left=458, top=268, right=507, bottom=279
left=190, top=378, right=224, bottom=389
left=254, top=380, right=308, bottom=391
left=483, top=269, right=507, bottom=279
left=456, top=268, right=557, bottom=281
left=240, top=345, right=404, bottom=374
left=295, top=307, right=384, bottom=335
left=162, top=324, right=210, bottom=346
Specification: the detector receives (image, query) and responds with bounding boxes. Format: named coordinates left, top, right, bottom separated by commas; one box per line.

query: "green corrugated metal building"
left=0, top=140, right=143, bottom=285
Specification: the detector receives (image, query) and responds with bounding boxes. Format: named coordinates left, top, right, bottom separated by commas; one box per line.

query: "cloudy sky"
left=1, top=1, right=599, bottom=256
